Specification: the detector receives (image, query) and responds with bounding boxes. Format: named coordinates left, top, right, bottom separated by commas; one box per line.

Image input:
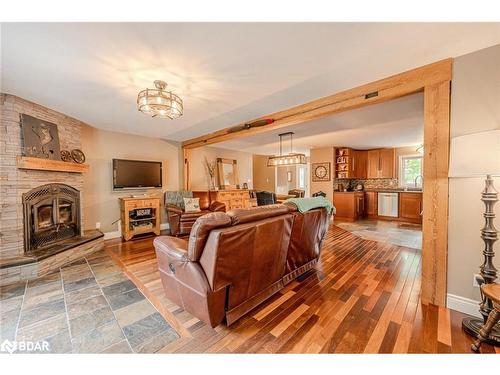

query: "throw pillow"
left=183, top=197, right=201, bottom=213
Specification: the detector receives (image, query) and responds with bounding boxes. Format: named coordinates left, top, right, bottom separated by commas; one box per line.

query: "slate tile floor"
left=0, top=250, right=178, bottom=353
left=335, top=219, right=422, bottom=250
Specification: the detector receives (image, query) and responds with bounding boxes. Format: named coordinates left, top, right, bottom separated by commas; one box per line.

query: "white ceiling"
left=218, top=92, right=424, bottom=155
left=1, top=23, right=499, bottom=146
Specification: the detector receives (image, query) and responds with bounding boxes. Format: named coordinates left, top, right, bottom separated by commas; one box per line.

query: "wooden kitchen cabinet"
left=335, top=148, right=368, bottom=179
left=379, top=148, right=396, bottom=178
left=367, top=150, right=380, bottom=179
left=366, top=148, right=395, bottom=179
left=364, top=191, right=378, bottom=217
left=353, top=150, right=367, bottom=179
left=333, top=192, right=365, bottom=221
left=399, top=192, right=423, bottom=223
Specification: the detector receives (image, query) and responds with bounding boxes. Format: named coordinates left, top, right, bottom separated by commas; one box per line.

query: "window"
left=400, top=155, right=423, bottom=188
left=298, top=166, right=306, bottom=189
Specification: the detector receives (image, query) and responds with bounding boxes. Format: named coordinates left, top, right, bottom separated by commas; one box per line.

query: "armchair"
left=255, top=190, right=277, bottom=206
left=165, top=191, right=225, bottom=236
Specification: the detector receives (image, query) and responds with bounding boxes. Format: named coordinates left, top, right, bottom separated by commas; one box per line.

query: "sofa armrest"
left=154, top=236, right=189, bottom=261
left=209, top=201, right=226, bottom=212
left=166, top=204, right=183, bottom=216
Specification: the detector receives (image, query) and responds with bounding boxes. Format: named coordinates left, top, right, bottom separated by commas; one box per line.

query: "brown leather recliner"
left=154, top=204, right=330, bottom=327
left=165, top=191, right=226, bottom=236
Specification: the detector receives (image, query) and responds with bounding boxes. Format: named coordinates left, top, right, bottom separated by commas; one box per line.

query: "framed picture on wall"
left=312, top=162, right=331, bottom=182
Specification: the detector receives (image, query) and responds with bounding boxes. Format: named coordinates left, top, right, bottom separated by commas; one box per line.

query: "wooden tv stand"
left=119, top=197, right=161, bottom=241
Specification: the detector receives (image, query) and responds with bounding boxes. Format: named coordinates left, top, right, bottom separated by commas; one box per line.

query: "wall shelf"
left=16, top=156, right=89, bottom=173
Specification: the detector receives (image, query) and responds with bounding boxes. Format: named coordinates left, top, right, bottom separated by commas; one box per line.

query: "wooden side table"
left=119, top=197, right=161, bottom=241
left=471, top=283, right=500, bottom=352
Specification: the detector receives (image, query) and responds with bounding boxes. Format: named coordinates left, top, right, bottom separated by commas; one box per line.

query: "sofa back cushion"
left=227, top=204, right=290, bottom=225
left=165, top=191, right=211, bottom=210
left=193, top=191, right=211, bottom=210
left=285, top=207, right=329, bottom=274
left=188, top=212, right=232, bottom=261
left=199, top=211, right=293, bottom=309
left=165, top=190, right=193, bottom=209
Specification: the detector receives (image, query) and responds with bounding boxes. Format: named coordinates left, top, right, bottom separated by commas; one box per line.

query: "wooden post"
left=421, top=81, right=451, bottom=306
left=183, top=147, right=191, bottom=191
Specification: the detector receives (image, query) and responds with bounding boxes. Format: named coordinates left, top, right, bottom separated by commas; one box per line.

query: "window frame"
left=399, top=154, right=424, bottom=188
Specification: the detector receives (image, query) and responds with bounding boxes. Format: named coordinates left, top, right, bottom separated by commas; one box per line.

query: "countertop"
left=334, top=189, right=423, bottom=194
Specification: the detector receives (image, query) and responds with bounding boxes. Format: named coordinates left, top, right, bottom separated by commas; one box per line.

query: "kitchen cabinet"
left=366, top=149, right=395, bottom=179
left=379, top=149, right=396, bottom=178
left=367, top=150, right=380, bottom=179
left=333, top=192, right=365, bottom=221
left=335, top=148, right=368, bottom=179
left=364, top=191, right=378, bottom=217
left=399, top=192, right=423, bottom=223
left=353, top=150, right=367, bottom=179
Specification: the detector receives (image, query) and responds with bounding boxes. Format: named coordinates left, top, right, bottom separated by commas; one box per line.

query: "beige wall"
left=189, top=146, right=253, bottom=191
left=309, top=147, right=334, bottom=201
left=81, top=126, right=180, bottom=233
left=253, top=154, right=276, bottom=191
left=448, top=44, right=500, bottom=302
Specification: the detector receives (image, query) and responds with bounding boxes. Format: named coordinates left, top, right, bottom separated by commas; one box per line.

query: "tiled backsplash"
left=334, top=178, right=399, bottom=191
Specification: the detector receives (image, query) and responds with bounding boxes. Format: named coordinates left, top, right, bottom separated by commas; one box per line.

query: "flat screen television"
left=112, top=159, right=162, bottom=190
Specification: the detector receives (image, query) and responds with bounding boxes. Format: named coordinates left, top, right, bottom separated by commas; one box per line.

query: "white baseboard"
left=103, top=230, right=121, bottom=240
left=103, top=223, right=169, bottom=240
left=447, top=293, right=481, bottom=317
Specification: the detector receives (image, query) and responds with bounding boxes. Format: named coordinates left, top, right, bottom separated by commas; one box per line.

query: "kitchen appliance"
left=378, top=192, right=399, bottom=217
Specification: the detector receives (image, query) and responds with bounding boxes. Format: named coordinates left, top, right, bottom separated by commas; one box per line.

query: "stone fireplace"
left=23, top=183, right=81, bottom=254
left=0, top=94, right=103, bottom=286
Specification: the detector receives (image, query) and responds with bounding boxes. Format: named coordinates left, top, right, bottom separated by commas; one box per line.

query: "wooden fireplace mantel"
left=16, top=156, right=89, bottom=173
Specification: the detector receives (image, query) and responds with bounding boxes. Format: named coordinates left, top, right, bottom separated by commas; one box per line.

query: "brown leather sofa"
left=154, top=204, right=330, bottom=327
left=165, top=191, right=226, bottom=236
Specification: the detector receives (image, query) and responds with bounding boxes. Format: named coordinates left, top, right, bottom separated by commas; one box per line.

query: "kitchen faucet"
left=414, top=175, right=423, bottom=188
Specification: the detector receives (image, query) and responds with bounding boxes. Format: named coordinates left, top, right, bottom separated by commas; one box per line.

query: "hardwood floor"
left=105, top=225, right=499, bottom=354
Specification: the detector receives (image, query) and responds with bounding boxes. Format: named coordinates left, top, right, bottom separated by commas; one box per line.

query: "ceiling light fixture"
left=267, top=132, right=307, bottom=167
left=137, top=80, right=183, bottom=119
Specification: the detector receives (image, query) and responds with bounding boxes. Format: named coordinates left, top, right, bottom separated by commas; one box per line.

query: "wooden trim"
left=17, top=156, right=89, bottom=173
left=182, top=58, right=452, bottom=149
left=421, top=81, right=451, bottom=306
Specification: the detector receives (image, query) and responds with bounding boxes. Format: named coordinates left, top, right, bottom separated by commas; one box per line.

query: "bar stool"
left=471, top=283, right=500, bottom=352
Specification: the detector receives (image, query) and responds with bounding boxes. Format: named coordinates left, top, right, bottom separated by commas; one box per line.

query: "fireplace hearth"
left=23, top=183, right=81, bottom=254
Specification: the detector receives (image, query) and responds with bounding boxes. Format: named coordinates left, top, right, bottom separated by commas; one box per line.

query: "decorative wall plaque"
left=71, top=149, right=86, bottom=164
left=312, top=162, right=331, bottom=182
left=21, top=114, right=61, bottom=160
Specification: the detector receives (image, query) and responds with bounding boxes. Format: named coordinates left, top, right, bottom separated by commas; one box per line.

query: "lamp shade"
left=448, top=129, right=500, bottom=177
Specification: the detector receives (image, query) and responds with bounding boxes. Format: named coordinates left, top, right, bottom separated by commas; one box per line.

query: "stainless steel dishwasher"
left=378, top=192, right=399, bottom=217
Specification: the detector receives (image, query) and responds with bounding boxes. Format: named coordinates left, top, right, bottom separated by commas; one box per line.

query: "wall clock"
left=312, top=162, right=331, bottom=182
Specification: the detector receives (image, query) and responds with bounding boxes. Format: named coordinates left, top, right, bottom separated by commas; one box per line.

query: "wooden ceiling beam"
left=182, top=58, right=452, bottom=149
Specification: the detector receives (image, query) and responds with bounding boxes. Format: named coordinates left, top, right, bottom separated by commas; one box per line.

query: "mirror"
left=217, top=158, right=240, bottom=189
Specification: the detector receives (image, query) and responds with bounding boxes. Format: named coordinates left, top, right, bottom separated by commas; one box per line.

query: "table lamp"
left=449, top=129, right=500, bottom=346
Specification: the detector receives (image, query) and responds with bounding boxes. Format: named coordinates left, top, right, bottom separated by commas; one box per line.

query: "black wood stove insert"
left=23, top=183, right=81, bottom=255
